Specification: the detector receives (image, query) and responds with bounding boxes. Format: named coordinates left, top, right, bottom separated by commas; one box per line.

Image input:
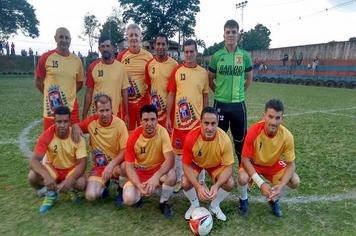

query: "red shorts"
left=88, top=166, right=120, bottom=184
left=239, top=160, right=287, bottom=184
left=122, top=94, right=150, bottom=131
left=43, top=99, right=80, bottom=130
left=171, top=125, right=198, bottom=154
left=43, top=163, right=75, bottom=183
left=190, top=163, right=227, bottom=184
left=135, top=165, right=161, bottom=183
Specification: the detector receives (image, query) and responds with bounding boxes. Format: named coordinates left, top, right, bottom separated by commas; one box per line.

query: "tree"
left=240, top=23, right=271, bottom=51
left=118, top=0, right=200, bottom=41
left=80, top=13, right=101, bottom=52
left=100, top=9, right=125, bottom=47
left=203, top=41, right=224, bottom=56
left=0, top=0, right=39, bottom=41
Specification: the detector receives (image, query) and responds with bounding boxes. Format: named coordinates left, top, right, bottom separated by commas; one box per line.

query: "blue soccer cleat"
left=115, top=187, right=123, bottom=208
left=238, top=198, right=249, bottom=217
left=269, top=199, right=283, bottom=217
left=39, top=191, right=58, bottom=213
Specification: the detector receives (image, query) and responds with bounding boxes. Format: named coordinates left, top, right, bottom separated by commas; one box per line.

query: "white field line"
left=18, top=119, right=42, bottom=158
left=320, top=111, right=356, bottom=119
left=0, top=139, right=19, bottom=145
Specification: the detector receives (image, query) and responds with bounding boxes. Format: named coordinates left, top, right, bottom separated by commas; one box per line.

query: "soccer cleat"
left=269, top=199, right=283, bottom=217
left=69, top=191, right=81, bottom=204
left=101, top=181, right=110, bottom=199
left=36, top=187, right=47, bottom=198
left=185, top=204, right=198, bottom=220
left=135, top=199, right=143, bottom=208
left=39, top=191, right=58, bottom=213
left=115, top=187, right=123, bottom=208
left=173, top=182, right=182, bottom=193
left=209, top=205, right=227, bottom=221
left=159, top=201, right=173, bottom=219
left=238, top=198, right=249, bottom=217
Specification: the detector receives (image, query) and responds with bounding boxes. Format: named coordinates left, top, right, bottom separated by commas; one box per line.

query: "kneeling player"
left=124, top=105, right=176, bottom=218
left=182, top=107, right=234, bottom=221
left=28, top=106, right=87, bottom=213
left=74, top=94, right=129, bottom=207
left=238, top=99, right=300, bottom=217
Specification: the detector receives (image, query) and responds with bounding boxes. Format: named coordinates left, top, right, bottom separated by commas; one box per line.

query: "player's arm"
left=103, top=148, right=126, bottom=182
left=30, top=153, right=56, bottom=191
left=58, top=157, right=87, bottom=192
left=165, top=92, right=175, bottom=132
left=76, top=81, right=83, bottom=92
left=241, top=155, right=272, bottom=199
left=208, top=71, right=216, bottom=92
left=203, top=93, right=209, bottom=108
left=125, top=162, right=147, bottom=195
left=82, top=87, right=93, bottom=120
left=35, top=77, right=44, bottom=94
left=210, top=164, right=233, bottom=191
left=269, top=161, right=296, bottom=200
left=244, top=70, right=253, bottom=92
left=121, top=88, right=129, bottom=125
left=145, top=151, right=175, bottom=194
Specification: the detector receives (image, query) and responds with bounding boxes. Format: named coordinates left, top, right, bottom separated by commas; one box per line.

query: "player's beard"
left=102, top=51, right=112, bottom=60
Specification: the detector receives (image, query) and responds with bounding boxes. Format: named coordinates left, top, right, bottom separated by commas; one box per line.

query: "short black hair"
left=98, top=35, right=112, bottom=45
left=224, top=19, right=239, bottom=30
left=265, top=99, right=284, bottom=113
left=183, top=39, right=197, bottom=51
left=155, top=33, right=168, bottom=44
left=140, top=104, right=158, bottom=119
left=201, top=106, right=219, bottom=121
left=54, top=106, right=70, bottom=117
left=94, top=93, right=112, bottom=108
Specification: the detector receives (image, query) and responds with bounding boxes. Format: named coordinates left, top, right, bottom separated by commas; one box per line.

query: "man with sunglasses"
left=208, top=20, right=253, bottom=165
left=35, top=27, right=84, bottom=131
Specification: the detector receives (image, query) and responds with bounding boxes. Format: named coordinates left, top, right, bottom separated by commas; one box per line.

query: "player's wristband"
left=252, top=173, right=265, bottom=188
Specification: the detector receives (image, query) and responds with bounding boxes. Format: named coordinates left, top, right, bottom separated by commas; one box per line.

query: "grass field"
left=0, top=76, right=355, bottom=235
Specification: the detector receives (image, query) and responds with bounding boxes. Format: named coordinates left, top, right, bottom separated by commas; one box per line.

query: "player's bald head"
left=55, top=27, right=71, bottom=38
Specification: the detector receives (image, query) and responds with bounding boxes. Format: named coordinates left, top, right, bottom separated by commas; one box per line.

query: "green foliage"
left=118, top=0, right=200, bottom=41
left=203, top=41, right=224, bottom=56
left=80, top=13, right=101, bottom=52
left=0, top=0, right=39, bottom=41
left=100, top=9, right=125, bottom=47
left=240, top=23, right=271, bottom=51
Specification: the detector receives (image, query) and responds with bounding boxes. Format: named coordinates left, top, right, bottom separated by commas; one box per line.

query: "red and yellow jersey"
left=80, top=115, right=128, bottom=166
left=34, top=126, right=87, bottom=169
left=167, top=64, right=209, bottom=130
left=36, top=50, right=84, bottom=118
left=117, top=48, right=153, bottom=103
left=242, top=121, right=295, bottom=166
left=183, top=126, right=234, bottom=169
left=145, top=57, right=178, bottom=122
left=86, top=59, right=130, bottom=116
left=125, top=125, right=172, bottom=170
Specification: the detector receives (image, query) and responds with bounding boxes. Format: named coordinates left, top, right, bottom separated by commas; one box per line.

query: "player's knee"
left=123, top=189, right=138, bottom=206
left=221, top=176, right=234, bottom=191
left=28, top=170, right=40, bottom=184
left=85, top=190, right=99, bottom=202
left=289, top=173, right=300, bottom=189
left=74, top=176, right=86, bottom=191
left=181, top=176, right=193, bottom=191
left=237, top=171, right=249, bottom=185
left=165, top=169, right=177, bottom=186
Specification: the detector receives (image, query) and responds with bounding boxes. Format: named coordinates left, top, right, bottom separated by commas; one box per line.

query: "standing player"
left=238, top=99, right=300, bottom=217
left=124, top=105, right=176, bottom=218
left=145, top=33, right=178, bottom=127
left=35, top=27, right=84, bottom=130
left=28, top=106, right=87, bottom=213
left=182, top=107, right=234, bottom=221
left=166, top=39, right=209, bottom=190
left=208, top=19, right=253, bottom=164
left=76, top=94, right=128, bottom=207
left=117, top=24, right=153, bottom=131
left=82, top=35, right=130, bottom=125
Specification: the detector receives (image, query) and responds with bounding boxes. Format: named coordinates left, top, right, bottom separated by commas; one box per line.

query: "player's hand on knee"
left=269, top=184, right=283, bottom=200
left=208, top=184, right=219, bottom=200
left=260, top=182, right=272, bottom=200
left=138, top=183, right=148, bottom=196
left=103, top=165, right=114, bottom=182
left=58, top=177, right=74, bottom=193
left=44, top=175, right=57, bottom=191
left=197, top=184, right=210, bottom=201
left=145, top=176, right=160, bottom=195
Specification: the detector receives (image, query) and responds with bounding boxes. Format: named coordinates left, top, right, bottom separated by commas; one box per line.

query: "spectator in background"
left=5, top=42, right=10, bottom=55
left=21, top=49, right=27, bottom=56
left=312, top=56, right=319, bottom=76
left=0, top=42, right=3, bottom=55
left=282, top=53, right=288, bottom=66
left=296, top=52, right=303, bottom=65
left=11, top=42, right=15, bottom=55
left=29, top=48, right=34, bottom=56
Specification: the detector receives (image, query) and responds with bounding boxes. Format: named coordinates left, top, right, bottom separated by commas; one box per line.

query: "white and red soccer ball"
left=189, top=207, right=213, bottom=236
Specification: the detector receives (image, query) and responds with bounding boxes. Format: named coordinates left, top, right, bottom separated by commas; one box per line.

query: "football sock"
left=175, top=154, right=183, bottom=182
left=160, top=184, right=175, bottom=203
left=198, top=170, right=206, bottom=183
left=210, top=188, right=230, bottom=208
left=238, top=184, right=248, bottom=200
left=183, top=188, right=200, bottom=207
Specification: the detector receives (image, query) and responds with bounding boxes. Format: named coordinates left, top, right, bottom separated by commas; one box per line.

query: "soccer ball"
left=189, top=207, right=213, bottom=236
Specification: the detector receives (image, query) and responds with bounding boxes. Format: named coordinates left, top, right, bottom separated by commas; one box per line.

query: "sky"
left=9, top=0, right=356, bottom=55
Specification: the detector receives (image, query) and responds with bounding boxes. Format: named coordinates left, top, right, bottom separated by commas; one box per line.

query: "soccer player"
left=76, top=94, right=128, bottom=207
left=124, top=105, right=176, bottom=218
left=82, top=35, right=130, bottom=125
left=208, top=19, right=253, bottom=165
left=35, top=27, right=84, bottom=130
left=117, top=24, right=153, bottom=131
left=145, top=33, right=178, bottom=127
left=182, top=107, right=234, bottom=221
left=166, top=39, right=209, bottom=191
left=237, top=99, right=300, bottom=217
left=28, top=106, right=87, bottom=213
